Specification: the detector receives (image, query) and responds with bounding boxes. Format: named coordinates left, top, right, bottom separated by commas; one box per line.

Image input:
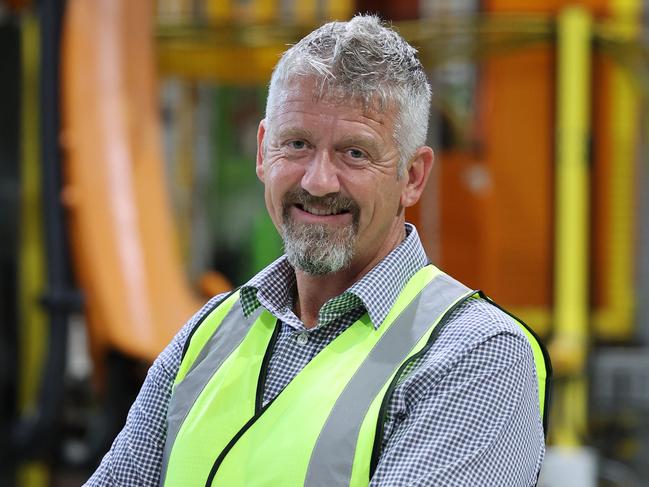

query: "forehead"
left=267, top=78, right=396, bottom=132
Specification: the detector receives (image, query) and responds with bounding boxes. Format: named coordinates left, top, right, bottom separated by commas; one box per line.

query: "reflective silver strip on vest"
left=304, top=273, right=471, bottom=487
left=159, top=300, right=264, bottom=487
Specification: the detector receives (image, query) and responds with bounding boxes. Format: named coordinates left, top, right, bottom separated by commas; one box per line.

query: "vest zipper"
left=369, top=292, right=475, bottom=479
left=205, top=319, right=281, bottom=486
left=255, top=319, right=281, bottom=413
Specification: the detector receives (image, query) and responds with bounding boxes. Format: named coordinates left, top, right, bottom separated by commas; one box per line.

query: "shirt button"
left=296, top=332, right=309, bottom=346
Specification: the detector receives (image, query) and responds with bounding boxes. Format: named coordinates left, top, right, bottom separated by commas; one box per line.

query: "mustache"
left=282, top=188, right=359, bottom=217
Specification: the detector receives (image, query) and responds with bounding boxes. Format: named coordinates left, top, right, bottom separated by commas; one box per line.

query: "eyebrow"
left=276, top=127, right=314, bottom=141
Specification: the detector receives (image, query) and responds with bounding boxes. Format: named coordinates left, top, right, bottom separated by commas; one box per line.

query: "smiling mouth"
left=295, top=203, right=350, bottom=217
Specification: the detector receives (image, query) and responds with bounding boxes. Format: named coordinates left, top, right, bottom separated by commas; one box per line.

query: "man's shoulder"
left=423, top=295, right=534, bottom=366
left=179, top=290, right=237, bottom=345
left=445, top=296, right=526, bottom=339
left=154, top=291, right=234, bottom=378
left=392, top=294, right=542, bottom=417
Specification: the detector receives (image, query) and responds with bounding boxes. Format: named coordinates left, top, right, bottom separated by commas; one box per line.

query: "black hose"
left=12, top=0, right=83, bottom=462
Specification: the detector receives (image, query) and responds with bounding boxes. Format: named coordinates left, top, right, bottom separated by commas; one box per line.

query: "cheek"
left=360, top=183, right=403, bottom=225
left=264, top=185, right=284, bottom=230
left=265, top=173, right=283, bottom=205
left=262, top=165, right=296, bottom=221
left=273, top=162, right=306, bottom=194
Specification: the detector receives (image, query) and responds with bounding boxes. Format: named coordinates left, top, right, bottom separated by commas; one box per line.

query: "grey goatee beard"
left=281, top=189, right=360, bottom=276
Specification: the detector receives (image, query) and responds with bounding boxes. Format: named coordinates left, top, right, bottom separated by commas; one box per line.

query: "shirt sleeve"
left=370, top=332, right=545, bottom=487
left=84, top=294, right=228, bottom=487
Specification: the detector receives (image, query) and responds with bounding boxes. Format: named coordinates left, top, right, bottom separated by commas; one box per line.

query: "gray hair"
left=265, top=14, right=431, bottom=176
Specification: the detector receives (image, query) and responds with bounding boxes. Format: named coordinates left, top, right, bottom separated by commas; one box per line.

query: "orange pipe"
left=60, top=0, right=221, bottom=363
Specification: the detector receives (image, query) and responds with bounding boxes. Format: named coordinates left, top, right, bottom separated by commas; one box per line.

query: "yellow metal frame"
left=205, top=0, right=352, bottom=25
left=591, top=0, right=640, bottom=341
left=18, top=7, right=45, bottom=416
left=551, top=5, right=592, bottom=447
left=17, top=11, right=49, bottom=487
left=157, top=41, right=286, bottom=84
left=156, top=14, right=554, bottom=85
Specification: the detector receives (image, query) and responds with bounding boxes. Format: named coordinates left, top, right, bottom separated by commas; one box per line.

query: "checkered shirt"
left=86, top=224, right=545, bottom=486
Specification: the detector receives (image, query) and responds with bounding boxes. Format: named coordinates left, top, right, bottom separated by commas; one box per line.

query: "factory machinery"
left=1, top=0, right=648, bottom=485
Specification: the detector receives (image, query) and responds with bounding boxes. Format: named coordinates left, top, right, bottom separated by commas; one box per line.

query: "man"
left=87, top=14, right=549, bottom=486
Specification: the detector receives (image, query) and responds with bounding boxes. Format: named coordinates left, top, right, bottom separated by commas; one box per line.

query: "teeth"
left=305, top=206, right=335, bottom=216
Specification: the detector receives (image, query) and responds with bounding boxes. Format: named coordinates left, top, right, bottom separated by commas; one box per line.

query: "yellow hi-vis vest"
left=160, top=265, right=551, bottom=486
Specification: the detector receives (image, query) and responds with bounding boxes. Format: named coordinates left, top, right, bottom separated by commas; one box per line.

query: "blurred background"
left=1, top=0, right=648, bottom=485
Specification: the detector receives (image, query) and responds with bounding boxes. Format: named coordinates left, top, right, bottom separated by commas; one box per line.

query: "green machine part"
left=211, top=85, right=282, bottom=283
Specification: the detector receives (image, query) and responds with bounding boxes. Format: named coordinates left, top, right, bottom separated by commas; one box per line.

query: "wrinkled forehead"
left=266, top=76, right=398, bottom=125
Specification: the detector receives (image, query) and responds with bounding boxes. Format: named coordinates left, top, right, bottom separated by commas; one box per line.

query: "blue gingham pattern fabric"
left=86, top=224, right=544, bottom=486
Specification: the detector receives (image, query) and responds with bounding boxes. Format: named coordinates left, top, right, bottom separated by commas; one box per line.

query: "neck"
left=293, top=223, right=406, bottom=329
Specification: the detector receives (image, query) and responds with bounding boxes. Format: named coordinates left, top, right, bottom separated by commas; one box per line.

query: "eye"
left=344, top=147, right=370, bottom=166
left=287, top=140, right=307, bottom=150
left=348, top=148, right=365, bottom=159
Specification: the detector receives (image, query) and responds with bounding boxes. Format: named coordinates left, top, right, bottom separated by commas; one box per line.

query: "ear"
left=256, top=119, right=267, bottom=182
left=400, top=146, right=434, bottom=208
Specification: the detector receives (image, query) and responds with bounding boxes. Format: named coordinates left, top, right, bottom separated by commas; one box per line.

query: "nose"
left=300, top=150, right=340, bottom=197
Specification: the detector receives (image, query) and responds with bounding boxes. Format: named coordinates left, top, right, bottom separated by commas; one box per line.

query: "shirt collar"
left=345, top=224, right=428, bottom=328
left=239, top=223, right=429, bottom=330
